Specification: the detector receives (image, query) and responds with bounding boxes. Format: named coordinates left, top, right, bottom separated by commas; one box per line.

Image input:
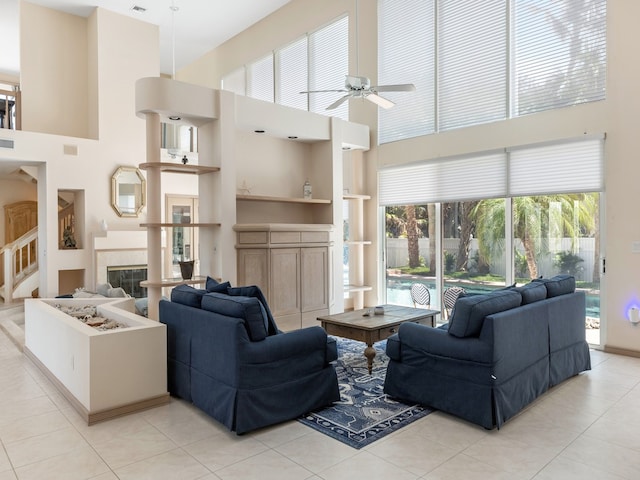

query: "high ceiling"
left=0, top=0, right=292, bottom=77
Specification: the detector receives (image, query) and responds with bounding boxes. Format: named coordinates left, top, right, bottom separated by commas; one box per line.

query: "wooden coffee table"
left=318, top=305, right=440, bottom=374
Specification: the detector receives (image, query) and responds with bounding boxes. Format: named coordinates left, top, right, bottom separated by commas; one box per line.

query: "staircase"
left=0, top=227, right=38, bottom=304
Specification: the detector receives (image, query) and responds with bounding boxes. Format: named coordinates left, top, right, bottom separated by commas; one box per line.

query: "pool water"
left=386, top=277, right=600, bottom=319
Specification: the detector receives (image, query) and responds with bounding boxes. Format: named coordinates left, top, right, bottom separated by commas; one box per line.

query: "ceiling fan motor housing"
left=346, top=75, right=371, bottom=90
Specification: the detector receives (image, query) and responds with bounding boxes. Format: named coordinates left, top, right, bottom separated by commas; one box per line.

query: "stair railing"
left=0, top=227, right=38, bottom=303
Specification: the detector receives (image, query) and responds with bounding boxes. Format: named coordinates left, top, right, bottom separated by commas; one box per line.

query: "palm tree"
left=473, top=195, right=595, bottom=280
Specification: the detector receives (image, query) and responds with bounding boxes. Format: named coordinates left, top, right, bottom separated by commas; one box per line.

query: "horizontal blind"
left=378, top=0, right=435, bottom=144
left=276, top=36, right=308, bottom=111
left=247, top=54, right=274, bottom=103
left=438, top=0, right=507, bottom=131
left=309, top=15, right=349, bottom=120
left=379, top=152, right=507, bottom=205
left=509, top=138, right=603, bottom=195
left=512, top=0, right=607, bottom=116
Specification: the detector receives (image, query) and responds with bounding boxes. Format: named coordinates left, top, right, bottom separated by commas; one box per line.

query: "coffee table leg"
left=364, top=344, right=375, bottom=374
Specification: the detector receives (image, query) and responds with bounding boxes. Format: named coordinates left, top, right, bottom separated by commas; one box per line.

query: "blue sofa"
left=159, top=281, right=340, bottom=434
left=383, top=275, right=591, bottom=429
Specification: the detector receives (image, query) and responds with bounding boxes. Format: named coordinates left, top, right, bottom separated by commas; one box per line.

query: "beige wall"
left=178, top=0, right=640, bottom=355
left=20, top=2, right=89, bottom=138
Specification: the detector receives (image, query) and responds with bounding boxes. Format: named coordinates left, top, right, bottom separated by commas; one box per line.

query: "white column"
left=145, top=113, right=162, bottom=320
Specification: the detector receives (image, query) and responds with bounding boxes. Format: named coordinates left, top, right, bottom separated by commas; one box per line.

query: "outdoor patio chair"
left=410, top=283, right=431, bottom=309
left=443, top=286, right=466, bottom=320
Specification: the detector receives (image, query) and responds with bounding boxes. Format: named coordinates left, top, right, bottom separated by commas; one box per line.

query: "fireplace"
left=107, top=265, right=148, bottom=298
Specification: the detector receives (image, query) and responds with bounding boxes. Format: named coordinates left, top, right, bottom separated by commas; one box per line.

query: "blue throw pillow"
left=448, top=290, right=522, bottom=338
left=227, top=285, right=278, bottom=335
left=205, top=276, right=231, bottom=293
left=171, top=284, right=208, bottom=308
left=514, top=282, right=547, bottom=305
left=201, top=292, right=269, bottom=341
left=533, top=275, right=575, bottom=298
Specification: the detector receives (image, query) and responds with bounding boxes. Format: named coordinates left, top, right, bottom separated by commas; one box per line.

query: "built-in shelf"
left=237, top=194, right=331, bottom=204
left=140, top=275, right=207, bottom=288
left=139, top=162, right=220, bottom=175
left=343, top=193, right=371, bottom=200
left=140, top=222, right=221, bottom=228
left=344, top=240, right=372, bottom=246
left=344, top=284, right=373, bottom=293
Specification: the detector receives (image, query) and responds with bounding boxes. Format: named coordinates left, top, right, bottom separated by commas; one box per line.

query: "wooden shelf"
left=139, top=162, right=220, bottom=175
left=344, top=284, right=373, bottom=293
left=343, top=193, right=371, bottom=200
left=237, top=194, right=331, bottom=204
left=140, top=222, right=221, bottom=228
left=344, top=240, right=372, bottom=246
left=140, top=275, right=207, bottom=288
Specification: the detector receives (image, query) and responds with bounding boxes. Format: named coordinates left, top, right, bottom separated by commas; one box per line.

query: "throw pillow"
left=448, top=290, right=522, bottom=338
left=514, top=282, right=547, bottom=305
left=96, top=282, right=112, bottom=297
left=533, top=274, right=575, bottom=298
left=107, top=287, right=128, bottom=298
left=205, top=276, right=231, bottom=293
left=171, top=284, right=208, bottom=308
left=201, top=292, right=269, bottom=341
left=227, top=285, right=278, bottom=335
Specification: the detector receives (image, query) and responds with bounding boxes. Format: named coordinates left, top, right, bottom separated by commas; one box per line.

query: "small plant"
left=444, top=251, right=456, bottom=274
left=555, top=250, right=584, bottom=277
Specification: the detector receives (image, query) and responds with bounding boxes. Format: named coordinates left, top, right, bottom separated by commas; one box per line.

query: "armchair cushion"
left=514, top=282, right=547, bottom=305
left=227, top=285, right=278, bottom=336
left=533, top=274, right=575, bottom=297
left=171, top=284, right=208, bottom=308
left=201, top=292, right=269, bottom=341
left=448, top=290, right=522, bottom=338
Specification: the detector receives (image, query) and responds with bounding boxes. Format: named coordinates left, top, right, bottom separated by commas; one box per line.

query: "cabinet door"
left=301, top=247, right=328, bottom=312
left=237, top=249, right=269, bottom=297
left=269, top=248, right=301, bottom=317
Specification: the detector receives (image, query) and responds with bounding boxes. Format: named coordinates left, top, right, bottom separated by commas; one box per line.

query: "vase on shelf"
left=179, top=260, right=195, bottom=280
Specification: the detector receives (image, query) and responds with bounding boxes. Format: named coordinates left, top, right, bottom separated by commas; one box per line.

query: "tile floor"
left=1, top=326, right=640, bottom=480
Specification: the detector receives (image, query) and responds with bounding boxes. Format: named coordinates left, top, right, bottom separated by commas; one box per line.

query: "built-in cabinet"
left=235, top=224, right=331, bottom=331
left=135, top=77, right=369, bottom=322
left=344, top=193, right=372, bottom=310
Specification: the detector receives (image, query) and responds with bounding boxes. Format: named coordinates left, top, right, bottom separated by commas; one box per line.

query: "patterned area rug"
left=299, top=337, right=432, bottom=449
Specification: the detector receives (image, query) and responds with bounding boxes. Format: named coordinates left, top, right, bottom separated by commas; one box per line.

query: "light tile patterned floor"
left=1, top=323, right=640, bottom=479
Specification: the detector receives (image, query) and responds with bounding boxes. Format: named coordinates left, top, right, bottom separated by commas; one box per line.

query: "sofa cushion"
left=227, top=285, right=278, bottom=335
left=533, top=275, right=575, bottom=298
left=201, top=292, right=269, bottom=341
left=205, top=276, right=232, bottom=293
left=171, top=284, right=208, bottom=308
left=448, top=290, right=522, bottom=338
left=514, top=282, right=547, bottom=305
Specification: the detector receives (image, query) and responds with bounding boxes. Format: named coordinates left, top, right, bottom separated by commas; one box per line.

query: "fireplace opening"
left=107, top=265, right=148, bottom=298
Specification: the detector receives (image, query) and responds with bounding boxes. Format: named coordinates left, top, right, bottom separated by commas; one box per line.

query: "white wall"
left=177, top=0, right=640, bottom=355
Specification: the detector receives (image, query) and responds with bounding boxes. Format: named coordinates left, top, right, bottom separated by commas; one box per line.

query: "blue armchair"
left=159, top=284, right=340, bottom=434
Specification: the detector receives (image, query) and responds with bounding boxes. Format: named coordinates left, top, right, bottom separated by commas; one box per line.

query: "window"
left=377, top=0, right=607, bottom=144
left=247, top=54, right=274, bottom=103
left=276, top=37, right=308, bottom=110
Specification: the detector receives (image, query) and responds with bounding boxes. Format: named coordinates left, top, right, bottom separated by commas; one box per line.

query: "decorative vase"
left=179, top=260, right=195, bottom=280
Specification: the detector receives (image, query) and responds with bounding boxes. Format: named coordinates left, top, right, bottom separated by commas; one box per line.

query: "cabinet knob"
left=390, top=328, right=396, bottom=333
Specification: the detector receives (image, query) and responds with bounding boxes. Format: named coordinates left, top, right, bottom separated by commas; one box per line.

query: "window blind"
left=378, top=0, right=435, bottom=144
left=309, top=15, right=349, bottom=120
left=379, top=152, right=507, bottom=205
left=438, top=0, right=507, bottom=131
left=508, top=137, right=603, bottom=195
left=379, top=137, right=603, bottom=206
left=512, top=0, right=607, bottom=116
left=276, top=37, right=308, bottom=111
left=247, top=54, right=274, bottom=103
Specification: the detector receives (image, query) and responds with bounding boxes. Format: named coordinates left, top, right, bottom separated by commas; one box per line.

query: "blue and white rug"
left=299, top=337, right=432, bottom=449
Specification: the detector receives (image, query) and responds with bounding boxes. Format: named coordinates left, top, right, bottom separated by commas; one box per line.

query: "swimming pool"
left=385, top=277, right=600, bottom=319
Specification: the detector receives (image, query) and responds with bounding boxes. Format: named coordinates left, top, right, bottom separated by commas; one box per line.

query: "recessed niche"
left=58, top=189, right=85, bottom=250
left=58, top=268, right=85, bottom=295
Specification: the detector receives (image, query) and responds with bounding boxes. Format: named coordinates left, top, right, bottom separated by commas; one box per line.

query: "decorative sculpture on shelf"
left=62, top=226, right=77, bottom=248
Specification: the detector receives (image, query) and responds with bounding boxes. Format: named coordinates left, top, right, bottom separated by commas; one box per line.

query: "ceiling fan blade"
left=366, top=93, right=395, bottom=109
left=326, top=94, right=351, bottom=110
left=300, top=89, right=348, bottom=94
left=371, top=83, right=416, bottom=92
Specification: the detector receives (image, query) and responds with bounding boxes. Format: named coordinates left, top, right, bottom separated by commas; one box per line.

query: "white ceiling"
left=0, top=0, right=292, bottom=77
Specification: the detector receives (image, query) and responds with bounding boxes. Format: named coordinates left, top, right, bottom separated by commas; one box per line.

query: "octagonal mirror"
left=111, top=166, right=146, bottom=217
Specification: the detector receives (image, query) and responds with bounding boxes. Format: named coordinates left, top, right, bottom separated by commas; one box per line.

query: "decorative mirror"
left=111, top=166, right=146, bottom=217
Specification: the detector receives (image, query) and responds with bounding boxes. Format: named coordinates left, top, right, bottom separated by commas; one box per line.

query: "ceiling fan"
left=302, top=75, right=416, bottom=110
left=300, top=0, right=415, bottom=110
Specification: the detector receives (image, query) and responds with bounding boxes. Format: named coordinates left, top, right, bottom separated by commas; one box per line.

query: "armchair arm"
left=243, top=326, right=331, bottom=364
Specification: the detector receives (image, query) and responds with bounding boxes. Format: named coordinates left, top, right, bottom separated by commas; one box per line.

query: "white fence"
left=386, top=237, right=597, bottom=282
